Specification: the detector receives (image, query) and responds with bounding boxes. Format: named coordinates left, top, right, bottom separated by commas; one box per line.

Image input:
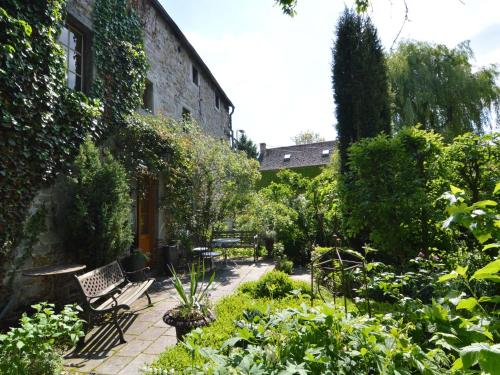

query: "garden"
left=1, top=0, right=499, bottom=374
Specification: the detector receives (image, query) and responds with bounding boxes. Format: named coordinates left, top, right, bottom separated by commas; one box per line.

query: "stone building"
left=258, top=141, right=336, bottom=186
left=1, top=0, right=234, bottom=319
left=67, top=0, right=234, bottom=139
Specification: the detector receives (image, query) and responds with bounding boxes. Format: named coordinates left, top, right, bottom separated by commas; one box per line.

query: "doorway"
left=137, top=178, right=156, bottom=257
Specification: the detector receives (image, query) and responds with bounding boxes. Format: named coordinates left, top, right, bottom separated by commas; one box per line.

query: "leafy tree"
left=342, top=128, right=446, bottom=264
left=332, top=8, right=391, bottom=172
left=291, top=130, right=325, bottom=145
left=442, top=133, right=500, bottom=202
left=388, top=41, right=500, bottom=141
left=275, top=0, right=370, bottom=15
left=306, top=160, right=342, bottom=246
left=236, top=132, right=258, bottom=159
left=159, top=125, right=260, bottom=247
left=62, top=138, right=133, bottom=268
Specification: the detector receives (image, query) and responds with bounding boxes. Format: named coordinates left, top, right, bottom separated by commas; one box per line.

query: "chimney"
left=259, top=143, right=266, bottom=155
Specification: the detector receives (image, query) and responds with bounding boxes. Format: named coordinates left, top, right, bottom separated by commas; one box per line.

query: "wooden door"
left=137, top=178, right=155, bottom=257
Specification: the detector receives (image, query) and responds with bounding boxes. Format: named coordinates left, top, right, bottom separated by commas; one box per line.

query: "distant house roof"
left=259, top=141, right=336, bottom=171
left=150, top=0, right=234, bottom=109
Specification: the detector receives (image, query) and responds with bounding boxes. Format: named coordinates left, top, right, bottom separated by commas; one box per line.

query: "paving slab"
left=65, top=260, right=274, bottom=374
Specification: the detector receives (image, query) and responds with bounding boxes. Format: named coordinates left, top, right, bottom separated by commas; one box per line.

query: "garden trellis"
left=310, top=245, right=372, bottom=317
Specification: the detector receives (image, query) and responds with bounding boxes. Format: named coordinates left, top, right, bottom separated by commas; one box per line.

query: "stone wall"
left=2, top=0, right=234, bottom=318
left=67, top=0, right=233, bottom=139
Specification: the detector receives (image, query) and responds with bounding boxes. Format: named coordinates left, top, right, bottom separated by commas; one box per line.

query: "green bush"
left=253, top=271, right=295, bottom=298
left=275, top=258, right=293, bottom=274
left=197, top=304, right=448, bottom=374
left=239, top=271, right=310, bottom=298
left=149, top=291, right=313, bottom=373
left=0, top=303, right=84, bottom=375
left=62, top=138, right=133, bottom=268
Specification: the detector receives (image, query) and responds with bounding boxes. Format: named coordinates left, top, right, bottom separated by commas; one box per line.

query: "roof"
left=259, top=141, right=336, bottom=171
left=150, top=0, right=234, bottom=108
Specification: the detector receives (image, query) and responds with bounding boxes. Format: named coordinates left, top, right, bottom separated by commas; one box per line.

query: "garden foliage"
left=62, top=138, right=133, bottom=267
left=388, top=41, right=500, bottom=140
left=0, top=303, right=84, bottom=375
left=0, top=0, right=101, bottom=274
left=333, top=8, right=391, bottom=172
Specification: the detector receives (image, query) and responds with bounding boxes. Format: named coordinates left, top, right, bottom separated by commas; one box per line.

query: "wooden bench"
left=212, top=230, right=259, bottom=261
left=75, top=261, right=154, bottom=344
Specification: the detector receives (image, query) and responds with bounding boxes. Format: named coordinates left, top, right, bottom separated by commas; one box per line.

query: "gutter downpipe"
left=229, top=105, right=235, bottom=148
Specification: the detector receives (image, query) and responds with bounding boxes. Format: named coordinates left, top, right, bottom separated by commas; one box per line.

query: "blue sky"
left=161, top=0, right=500, bottom=147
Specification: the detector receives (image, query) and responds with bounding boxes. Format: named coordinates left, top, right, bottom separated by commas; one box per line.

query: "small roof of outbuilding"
left=259, top=141, right=336, bottom=171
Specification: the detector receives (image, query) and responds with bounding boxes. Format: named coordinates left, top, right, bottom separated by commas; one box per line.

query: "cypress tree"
left=332, top=9, right=390, bottom=172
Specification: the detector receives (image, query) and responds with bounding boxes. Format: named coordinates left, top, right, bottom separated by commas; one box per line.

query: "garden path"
left=64, top=260, right=274, bottom=375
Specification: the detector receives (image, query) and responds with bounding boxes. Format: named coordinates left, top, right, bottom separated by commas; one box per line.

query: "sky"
left=160, top=0, right=500, bottom=148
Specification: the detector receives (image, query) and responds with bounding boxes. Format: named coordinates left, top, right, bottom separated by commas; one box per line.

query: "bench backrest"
left=75, top=261, right=125, bottom=298
left=212, top=230, right=257, bottom=247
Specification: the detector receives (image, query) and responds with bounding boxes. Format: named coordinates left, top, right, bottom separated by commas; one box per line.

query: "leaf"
left=472, top=200, right=497, bottom=208
left=471, top=259, right=500, bottom=281
left=16, top=341, right=25, bottom=349
left=439, top=272, right=458, bottom=282
left=456, top=265, right=468, bottom=277
left=456, top=297, right=478, bottom=311
left=494, top=182, right=500, bottom=195
left=479, top=296, right=500, bottom=303
left=483, top=243, right=500, bottom=251
left=450, top=185, right=464, bottom=195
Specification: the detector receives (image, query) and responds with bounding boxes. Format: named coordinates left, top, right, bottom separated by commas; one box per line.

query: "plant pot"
left=163, top=307, right=215, bottom=341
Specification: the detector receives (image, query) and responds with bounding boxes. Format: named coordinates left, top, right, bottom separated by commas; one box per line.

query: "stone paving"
left=64, top=260, right=274, bottom=375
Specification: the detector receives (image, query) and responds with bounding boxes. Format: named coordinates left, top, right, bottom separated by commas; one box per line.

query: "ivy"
left=92, top=0, right=148, bottom=130
left=0, top=0, right=101, bottom=271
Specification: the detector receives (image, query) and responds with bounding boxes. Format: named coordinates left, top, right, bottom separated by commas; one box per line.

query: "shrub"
left=275, top=258, right=293, bottom=274
left=61, top=138, right=133, bottom=268
left=239, top=271, right=310, bottom=299
left=0, top=303, right=84, bottom=375
left=149, top=291, right=313, bottom=373
left=253, top=271, right=295, bottom=298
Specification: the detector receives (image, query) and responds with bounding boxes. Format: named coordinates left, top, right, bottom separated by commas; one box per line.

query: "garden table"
left=22, top=264, right=87, bottom=304
left=211, top=238, right=240, bottom=265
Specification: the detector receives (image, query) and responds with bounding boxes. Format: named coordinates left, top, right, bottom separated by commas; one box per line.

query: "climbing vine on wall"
left=0, top=0, right=101, bottom=264
left=92, top=0, right=148, bottom=130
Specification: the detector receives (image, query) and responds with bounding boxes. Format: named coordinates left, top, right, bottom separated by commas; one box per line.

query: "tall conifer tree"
left=332, top=9, right=390, bottom=172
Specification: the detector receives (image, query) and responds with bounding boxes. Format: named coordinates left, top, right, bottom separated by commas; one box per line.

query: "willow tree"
left=388, top=41, right=500, bottom=141
left=332, top=8, right=391, bottom=172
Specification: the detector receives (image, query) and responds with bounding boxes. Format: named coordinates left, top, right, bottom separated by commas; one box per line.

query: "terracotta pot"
left=163, top=307, right=215, bottom=341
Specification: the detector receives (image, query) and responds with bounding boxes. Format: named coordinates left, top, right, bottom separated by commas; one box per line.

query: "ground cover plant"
left=148, top=273, right=316, bottom=373
left=0, top=303, right=84, bottom=375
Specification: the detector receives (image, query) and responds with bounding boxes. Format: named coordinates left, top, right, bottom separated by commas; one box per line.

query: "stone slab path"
left=65, top=260, right=274, bottom=375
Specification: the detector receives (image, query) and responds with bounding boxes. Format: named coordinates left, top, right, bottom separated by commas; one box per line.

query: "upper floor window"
left=192, top=66, right=199, bottom=86
left=215, top=94, right=220, bottom=110
left=142, top=80, right=154, bottom=113
left=58, top=25, right=83, bottom=91
left=182, top=107, right=191, bottom=121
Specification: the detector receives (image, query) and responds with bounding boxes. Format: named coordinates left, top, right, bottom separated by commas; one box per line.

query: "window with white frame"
left=58, top=25, right=84, bottom=91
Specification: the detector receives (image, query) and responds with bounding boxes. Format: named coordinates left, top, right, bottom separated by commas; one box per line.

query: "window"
left=215, top=94, right=220, bottom=110
left=284, top=154, right=291, bottom=161
left=182, top=107, right=191, bottom=121
left=58, top=25, right=83, bottom=91
left=192, top=65, right=199, bottom=86
left=142, top=80, right=154, bottom=113
left=322, top=149, right=330, bottom=157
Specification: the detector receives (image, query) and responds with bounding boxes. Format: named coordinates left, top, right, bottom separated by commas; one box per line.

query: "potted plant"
left=123, top=248, right=150, bottom=280
left=163, top=263, right=215, bottom=341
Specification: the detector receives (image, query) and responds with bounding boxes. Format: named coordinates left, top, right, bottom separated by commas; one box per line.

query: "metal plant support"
left=310, top=246, right=372, bottom=317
